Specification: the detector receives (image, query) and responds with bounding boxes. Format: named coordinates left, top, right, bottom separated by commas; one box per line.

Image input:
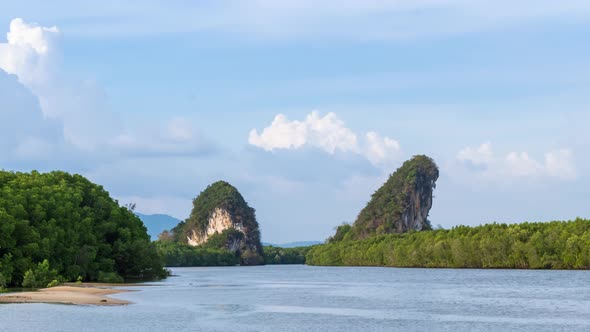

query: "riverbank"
left=0, top=285, right=133, bottom=306
left=307, top=219, right=590, bottom=269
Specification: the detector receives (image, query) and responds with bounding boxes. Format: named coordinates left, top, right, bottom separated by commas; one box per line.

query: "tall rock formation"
left=172, top=181, right=264, bottom=265
left=348, top=155, right=439, bottom=240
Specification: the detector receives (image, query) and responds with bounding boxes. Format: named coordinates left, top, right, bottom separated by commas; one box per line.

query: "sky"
left=0, top=1, right=589, bottom=243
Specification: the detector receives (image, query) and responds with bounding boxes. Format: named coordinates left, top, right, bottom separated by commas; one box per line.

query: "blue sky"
left=1, top=1, right=589, bottom=243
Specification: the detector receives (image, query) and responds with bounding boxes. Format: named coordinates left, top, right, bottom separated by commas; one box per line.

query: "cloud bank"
left=457, top=142, right=577, bottom=180
left=0, top=71, right=62, bottom=166
left=0, top=18, right=210, bottom=162
left=0, top=18, right=116, bottom=150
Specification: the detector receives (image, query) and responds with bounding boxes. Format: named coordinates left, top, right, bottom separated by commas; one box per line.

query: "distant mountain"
left=263, top=241, right=322, bottom=248
left=136, top=213, right=181, bottom=241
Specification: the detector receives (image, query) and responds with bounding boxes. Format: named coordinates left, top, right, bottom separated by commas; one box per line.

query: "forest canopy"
left=0, top=170, right=167, bottom=288
left=307, top=218, right=590, bottom=269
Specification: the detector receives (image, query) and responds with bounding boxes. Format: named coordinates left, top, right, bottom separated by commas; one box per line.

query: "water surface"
left=2, top=266, right=589, bottom=331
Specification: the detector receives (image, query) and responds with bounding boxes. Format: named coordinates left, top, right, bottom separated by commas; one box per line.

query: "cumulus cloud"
left=544, top=149, right=577, bottom=179
left=0, top=18, right=119, bottom=150
left=0, top=70, right=63, bottom=166
left=249, top=111, right=358, bottom=153
left=248, top=114, right=309, bottom=151
left=456, top=142, right=577, bottom=180
left=249, top=111, right=401, bottom=167
left=0, top=18, right=59, bottom=87
left=0, top=18, right=213, bottom=161
left=365, top=131, right=401, bottom=167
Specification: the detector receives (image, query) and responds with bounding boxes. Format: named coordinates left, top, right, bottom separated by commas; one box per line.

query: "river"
left=2, top=265, right=589, bottom=331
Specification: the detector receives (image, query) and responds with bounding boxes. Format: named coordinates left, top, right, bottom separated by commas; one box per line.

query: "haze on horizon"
left=0, top=1, right=589, bottom=243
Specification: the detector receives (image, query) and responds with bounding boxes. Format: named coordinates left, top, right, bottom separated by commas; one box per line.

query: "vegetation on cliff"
left=347, top=155, right=439, bottom=240
left=168, top=181, right=264, bottom=265
left=0, top=170, right=167, bottom=288
left=307, top=218, right=590, bottom=269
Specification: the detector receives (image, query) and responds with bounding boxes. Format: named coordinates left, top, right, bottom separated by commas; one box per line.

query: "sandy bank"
left=0, top=285, right=133, bottom=306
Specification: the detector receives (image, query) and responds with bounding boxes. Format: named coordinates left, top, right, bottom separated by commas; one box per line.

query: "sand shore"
left=0, top=285, right=133, bottom=306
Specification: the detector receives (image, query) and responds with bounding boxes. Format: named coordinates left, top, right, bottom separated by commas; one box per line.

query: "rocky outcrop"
left=173, top=181, right=264, bottom=265
left=348, top=155, right=439, bottom=239
left=399, top=174, right=436, bottom=232
left=187, top=208, right=243, bottom=246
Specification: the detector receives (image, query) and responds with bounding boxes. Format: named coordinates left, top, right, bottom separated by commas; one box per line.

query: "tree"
left=0, top=170, right=168, bottom=287
left=307, top=218, right=590, bottom=270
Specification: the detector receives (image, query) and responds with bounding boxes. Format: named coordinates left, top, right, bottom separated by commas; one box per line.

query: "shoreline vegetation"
left=0, top=171, right=168, bottom=290
left=0, top=284, right=134, bottom=306
left=307, top=219, right=590, bottom=269
left=154, top=241, right=311, bottom=267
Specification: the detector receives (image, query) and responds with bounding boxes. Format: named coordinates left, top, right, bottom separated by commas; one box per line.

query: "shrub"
left=46, top=279, right=61, bottom=288
left=98, top=271, right=124, bottom=284
left=21, top=260, right=59, bottom=288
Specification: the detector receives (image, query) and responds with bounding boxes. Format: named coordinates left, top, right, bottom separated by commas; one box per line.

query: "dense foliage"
left=328, top=223, right=352, bottom=243
left=202, top=228, right=245, bottom=251
left=170, top=181, right=264, bottom=265
left=155, top=241, right=239, bottom=267
left=263, top=246, right=312, bottom=265
left=307, top=219, right=590, bottom=269
left=0, top=170, right=167, bottom=287
left=21, top=259, right=61, bottom=288
left=349, top=155, right=439, bottom=239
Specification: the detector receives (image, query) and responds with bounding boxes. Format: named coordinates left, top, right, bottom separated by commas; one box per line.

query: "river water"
left=2, top=265, right=589, bottom=331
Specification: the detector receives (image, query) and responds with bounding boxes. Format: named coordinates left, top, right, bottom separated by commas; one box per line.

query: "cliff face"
left=349, top=155, right=439, bottom=239
left=174, top=181, right=264, bottom=265
left=399, top=173, right=436, bottom=232
left=187, top=208, right=241, bottom=246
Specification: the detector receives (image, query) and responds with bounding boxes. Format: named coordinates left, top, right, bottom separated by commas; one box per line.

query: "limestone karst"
left=346, top=155, right=439, bottom=240
left=170, top=181, right=264, bottom=265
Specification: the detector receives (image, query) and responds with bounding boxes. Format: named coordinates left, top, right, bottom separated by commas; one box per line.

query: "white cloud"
left=456, top=142, right=577, bottom=180
left=0, top=19, right=212, bottom=160
left=6, top=18, right=57, bottom=54
left=365, top=131, right=401, bottom=167
left=504, top=151, right=544, bottom=177
left=0, top=18, right=58, bottom=87
left=249, top=111, right=358, bottom=153
left=544, top=149, right=577, bottom=179
left=0, top=18, right=118, bottom=150
left=305, top=112, right=358, bottom=153
left=457, top=142, right=493, bottom=166
left=249, top=111, right=401, bottom=167
left=0, top=70, right=63, bottom=165
left=248, top=114, right=309, bottom=151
